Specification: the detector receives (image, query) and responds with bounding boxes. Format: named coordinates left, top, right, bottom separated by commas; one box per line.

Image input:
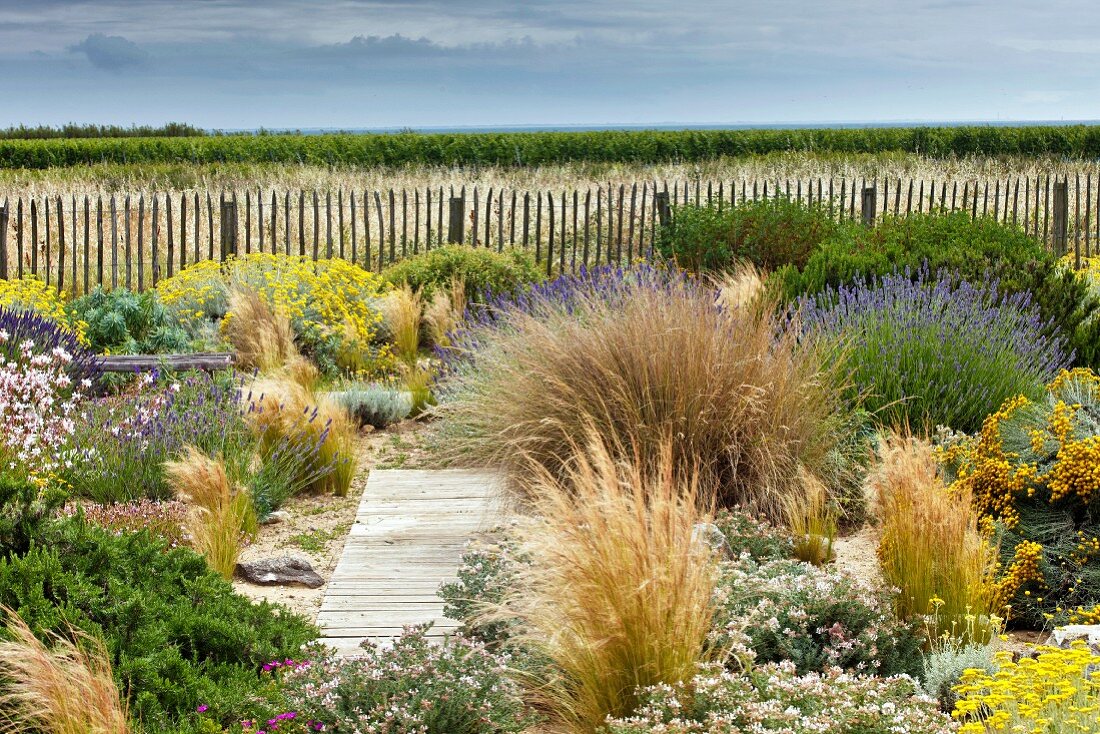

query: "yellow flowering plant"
left=0, top=274, right=87, bottom=344
left=953, top=641, right=1100, bottom=734
left=938, top=368, right=1100, bottom=627
left=157, top=254, right=393, bottom=375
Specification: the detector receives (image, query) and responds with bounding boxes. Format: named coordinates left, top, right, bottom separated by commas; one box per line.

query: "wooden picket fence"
left=0, top=174, right=1093, bottom=294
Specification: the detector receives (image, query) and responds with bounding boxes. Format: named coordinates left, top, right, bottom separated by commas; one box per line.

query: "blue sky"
left=0, top=0, right=1097, bottom=129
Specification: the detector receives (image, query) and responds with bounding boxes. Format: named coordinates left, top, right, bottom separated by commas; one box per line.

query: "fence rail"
left=0, top=174, right=1094, bottom=294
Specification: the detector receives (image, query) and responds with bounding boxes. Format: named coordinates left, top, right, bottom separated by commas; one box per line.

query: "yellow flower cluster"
left=157, top=254, right=393, bottom=374
left=1064, top=252, right=1100, bottom=289
left=953, top=642, right=1100, bottom=734
left=0, top=275, right=87, bottom=344
left=990, top=540, right=1045, bottom=612
left=155, top=259, right=226, bottom=333
left=941, top=394, right=1036, bottom=529
left=1068, top=603, right=1100, bottom=625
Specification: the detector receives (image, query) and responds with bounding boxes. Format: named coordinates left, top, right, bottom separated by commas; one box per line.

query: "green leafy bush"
left=382, top=245, right=542, bottom=301
left=272, top=626, right=535, bottom=734
left=71, top=287, right=191, bottom=355
left=604, top=661, right=953, bottom=734
left=657, top=198, right=839, bottom=272
left=711, top=557, right=924, bottom=678
left=712, top=508, right=795, bottom=562
left=0, top=515, right=316, bottom=734
left=776, top=212, right=1100, bottom=368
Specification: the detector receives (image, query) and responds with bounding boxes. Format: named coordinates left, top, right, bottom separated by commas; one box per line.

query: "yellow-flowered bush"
left=0, top=274, right=87, bottom=344
left=938, top=368, right=1100, bottom=627
left=953, top=642, right=1100, bottom=734
left=157, top=254, right=392, bottom=375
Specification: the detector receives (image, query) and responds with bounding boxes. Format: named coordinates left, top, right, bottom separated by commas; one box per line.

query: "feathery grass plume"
left=714, top=261, right=766, bottom=313
left=424, top=276, right=467, bottom=349
left=867, top=430, right=997, bottom=642
left=382, top=284, right=422, bottom=365
left=223, top=286, right=299, bottom=373
left=497, top=430, right=720, bottom=733
left=786, top=466, right=838, bottom=566
left=244, top=377, right=356, bottom=496
left=0, top=608, right=129, bottom=734
left=165, top=446, right=256, bottom=578
left=439, top=265, right=856, bottom=522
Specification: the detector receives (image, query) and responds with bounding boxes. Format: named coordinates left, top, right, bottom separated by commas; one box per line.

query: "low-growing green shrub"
left=70, top=287, right=191, bottom=355
left=331, top=383, right=413, bottom=429
left=657, top=198, right=839, bottom=272
left=268, top=626, right=535, bottom=734
left=712, top=508, right=794, bottom=562
left=711, top=557, right=924, bottom=678
left=603, top=661, right=953, bottom=734
left=382, top=245, right=541, bottom=301
left=777, top=212, right=1100, bottom=369
left=0, top=515, right=316, bottom=734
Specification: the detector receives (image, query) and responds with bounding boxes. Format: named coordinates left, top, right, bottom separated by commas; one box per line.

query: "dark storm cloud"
left=1, top=0, right=1100, bottom=128
left=69, top=33, right=149, bottom=72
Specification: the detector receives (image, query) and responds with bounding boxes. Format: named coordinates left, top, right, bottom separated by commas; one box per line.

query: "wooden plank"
left=99, top=352, right=235, bottom=373
left=30, top=198, right=37, bottom=278
left=56, top=197, right=65, bottom=293
left=124, top=196, right=131, bottom=290
left=109, top=195, right=118, bottom=288
left=149, top=196, right=156, bottom=286
left=166, top=195, right=175, bottom=279
left=96, top=197, right=104, bottom=288
left=137, top=196, right=144, bottom=290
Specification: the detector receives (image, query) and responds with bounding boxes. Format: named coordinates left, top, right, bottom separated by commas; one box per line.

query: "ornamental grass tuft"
left=0, top=609, right=129, bottom=734
left=493, top=430, right=720, bottom=733
left=439, top=265, right=860, bottom=522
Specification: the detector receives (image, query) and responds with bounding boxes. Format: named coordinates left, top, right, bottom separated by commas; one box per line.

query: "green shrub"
left=657, top=198, right=839, bottom=272
left=71, top=287, right=191, bottom=355
left=0, top=516, right=316, bottom=734
left=382, top=245, right=542, bottom=301
left=711, top=557, right=924, bottom=678
left=275, top=626, right=535, bottom=734
left=604, top=662, right=954, bottom=734
left=776, top=212, right=1100, bottom=368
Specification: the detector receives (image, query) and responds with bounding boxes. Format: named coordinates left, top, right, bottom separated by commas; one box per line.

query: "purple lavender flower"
left=797, top=266, right=1071, bottom=432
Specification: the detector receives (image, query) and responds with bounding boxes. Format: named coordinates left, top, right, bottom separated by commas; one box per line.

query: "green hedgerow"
left=382, top=245, right=542, bottom=301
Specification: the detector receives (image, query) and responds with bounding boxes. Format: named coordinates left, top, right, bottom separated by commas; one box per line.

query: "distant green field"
left=5, top=126, right=1100, bottom=169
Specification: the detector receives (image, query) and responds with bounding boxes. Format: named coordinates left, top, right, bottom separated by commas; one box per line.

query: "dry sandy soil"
left=232, top=418, right=434, bottom=622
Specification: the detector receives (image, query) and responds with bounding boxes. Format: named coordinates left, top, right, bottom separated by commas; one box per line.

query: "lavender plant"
left=62, top=370, right=334, bottom=517
left=798, top=268, right=1070, bottom=433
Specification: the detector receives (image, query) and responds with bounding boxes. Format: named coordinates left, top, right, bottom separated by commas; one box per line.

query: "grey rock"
left=261, top=510, right=292, bottom=525
left=1048, top=625, right=1100, bottom=654
left=692, top=522, right=734, bottom=561
left=235, top=556, right=325, bottom=588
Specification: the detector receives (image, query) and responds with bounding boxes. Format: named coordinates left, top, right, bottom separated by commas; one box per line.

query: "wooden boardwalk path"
left=317, top=469, right=504, bottom=656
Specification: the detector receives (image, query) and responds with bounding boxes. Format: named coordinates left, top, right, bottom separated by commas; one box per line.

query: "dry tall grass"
left=714, top=262, right=766, bottom=313
left=786, top=467, right=838, bottom=566
left=165, top=446, right=256, bottom=578
left=382, top=284, right=423, bottom=365
left=439, top=272, right=854, bottom=522
left=867, top=430, right=997, bottom=640
left=500, top=432, right=719, bottom=733
left=0, top=609, right=129, bottom=734
left=224, top=286, right=299, bottom=373
left=244, top=377, right=357, bottom=496
left=424, top=276, right=467, bottom=349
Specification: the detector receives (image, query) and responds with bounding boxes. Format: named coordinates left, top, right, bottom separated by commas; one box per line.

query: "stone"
left=261, top=510, right=292, bottom=525
left=692, top=522, right=735, bottom=561
left=235, top=556, right=325, bottom=588
left=1048, top=625, right=1100, bottom=654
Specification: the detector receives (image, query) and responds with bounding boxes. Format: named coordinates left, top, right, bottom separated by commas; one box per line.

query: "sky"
left=1, top=0, right=1099, bottom=130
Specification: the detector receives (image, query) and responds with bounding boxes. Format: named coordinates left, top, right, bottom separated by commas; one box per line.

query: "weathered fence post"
left=1052, top=179, right=1068, bottom=255
left=448, top=196, right=465, bottom=244
left=220, top=198, right=238, bottom=260
left=861, top=186, right=877, bottom=227
left=0, top=203, right=7, bottom=280
left=655, top=191, right=671, bottom=228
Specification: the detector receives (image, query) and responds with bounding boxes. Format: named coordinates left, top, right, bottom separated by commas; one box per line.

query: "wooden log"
left=96, top=197, right=104, bottom=288
left=44, top=196, right=51, bottom=286
left=179, top=193, right=187, bottom=270
left=862, top=186, right=877, bottom=227
left=109, top=195, right=118, bottom=288
left=284, top=190, right=291, bottom=255
left=166, top=195, right=175, bottom=279
left=137, top=195, right=144, bottom=291
left=124, top=195, right=131, bottom=290
left=99, top=352, right=236, bottom=373
left=56, top=197, right=65, bottom=292
left=1053, top=178, right=1068, bottom=256
left=448, top=196, right=464, bottom=244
